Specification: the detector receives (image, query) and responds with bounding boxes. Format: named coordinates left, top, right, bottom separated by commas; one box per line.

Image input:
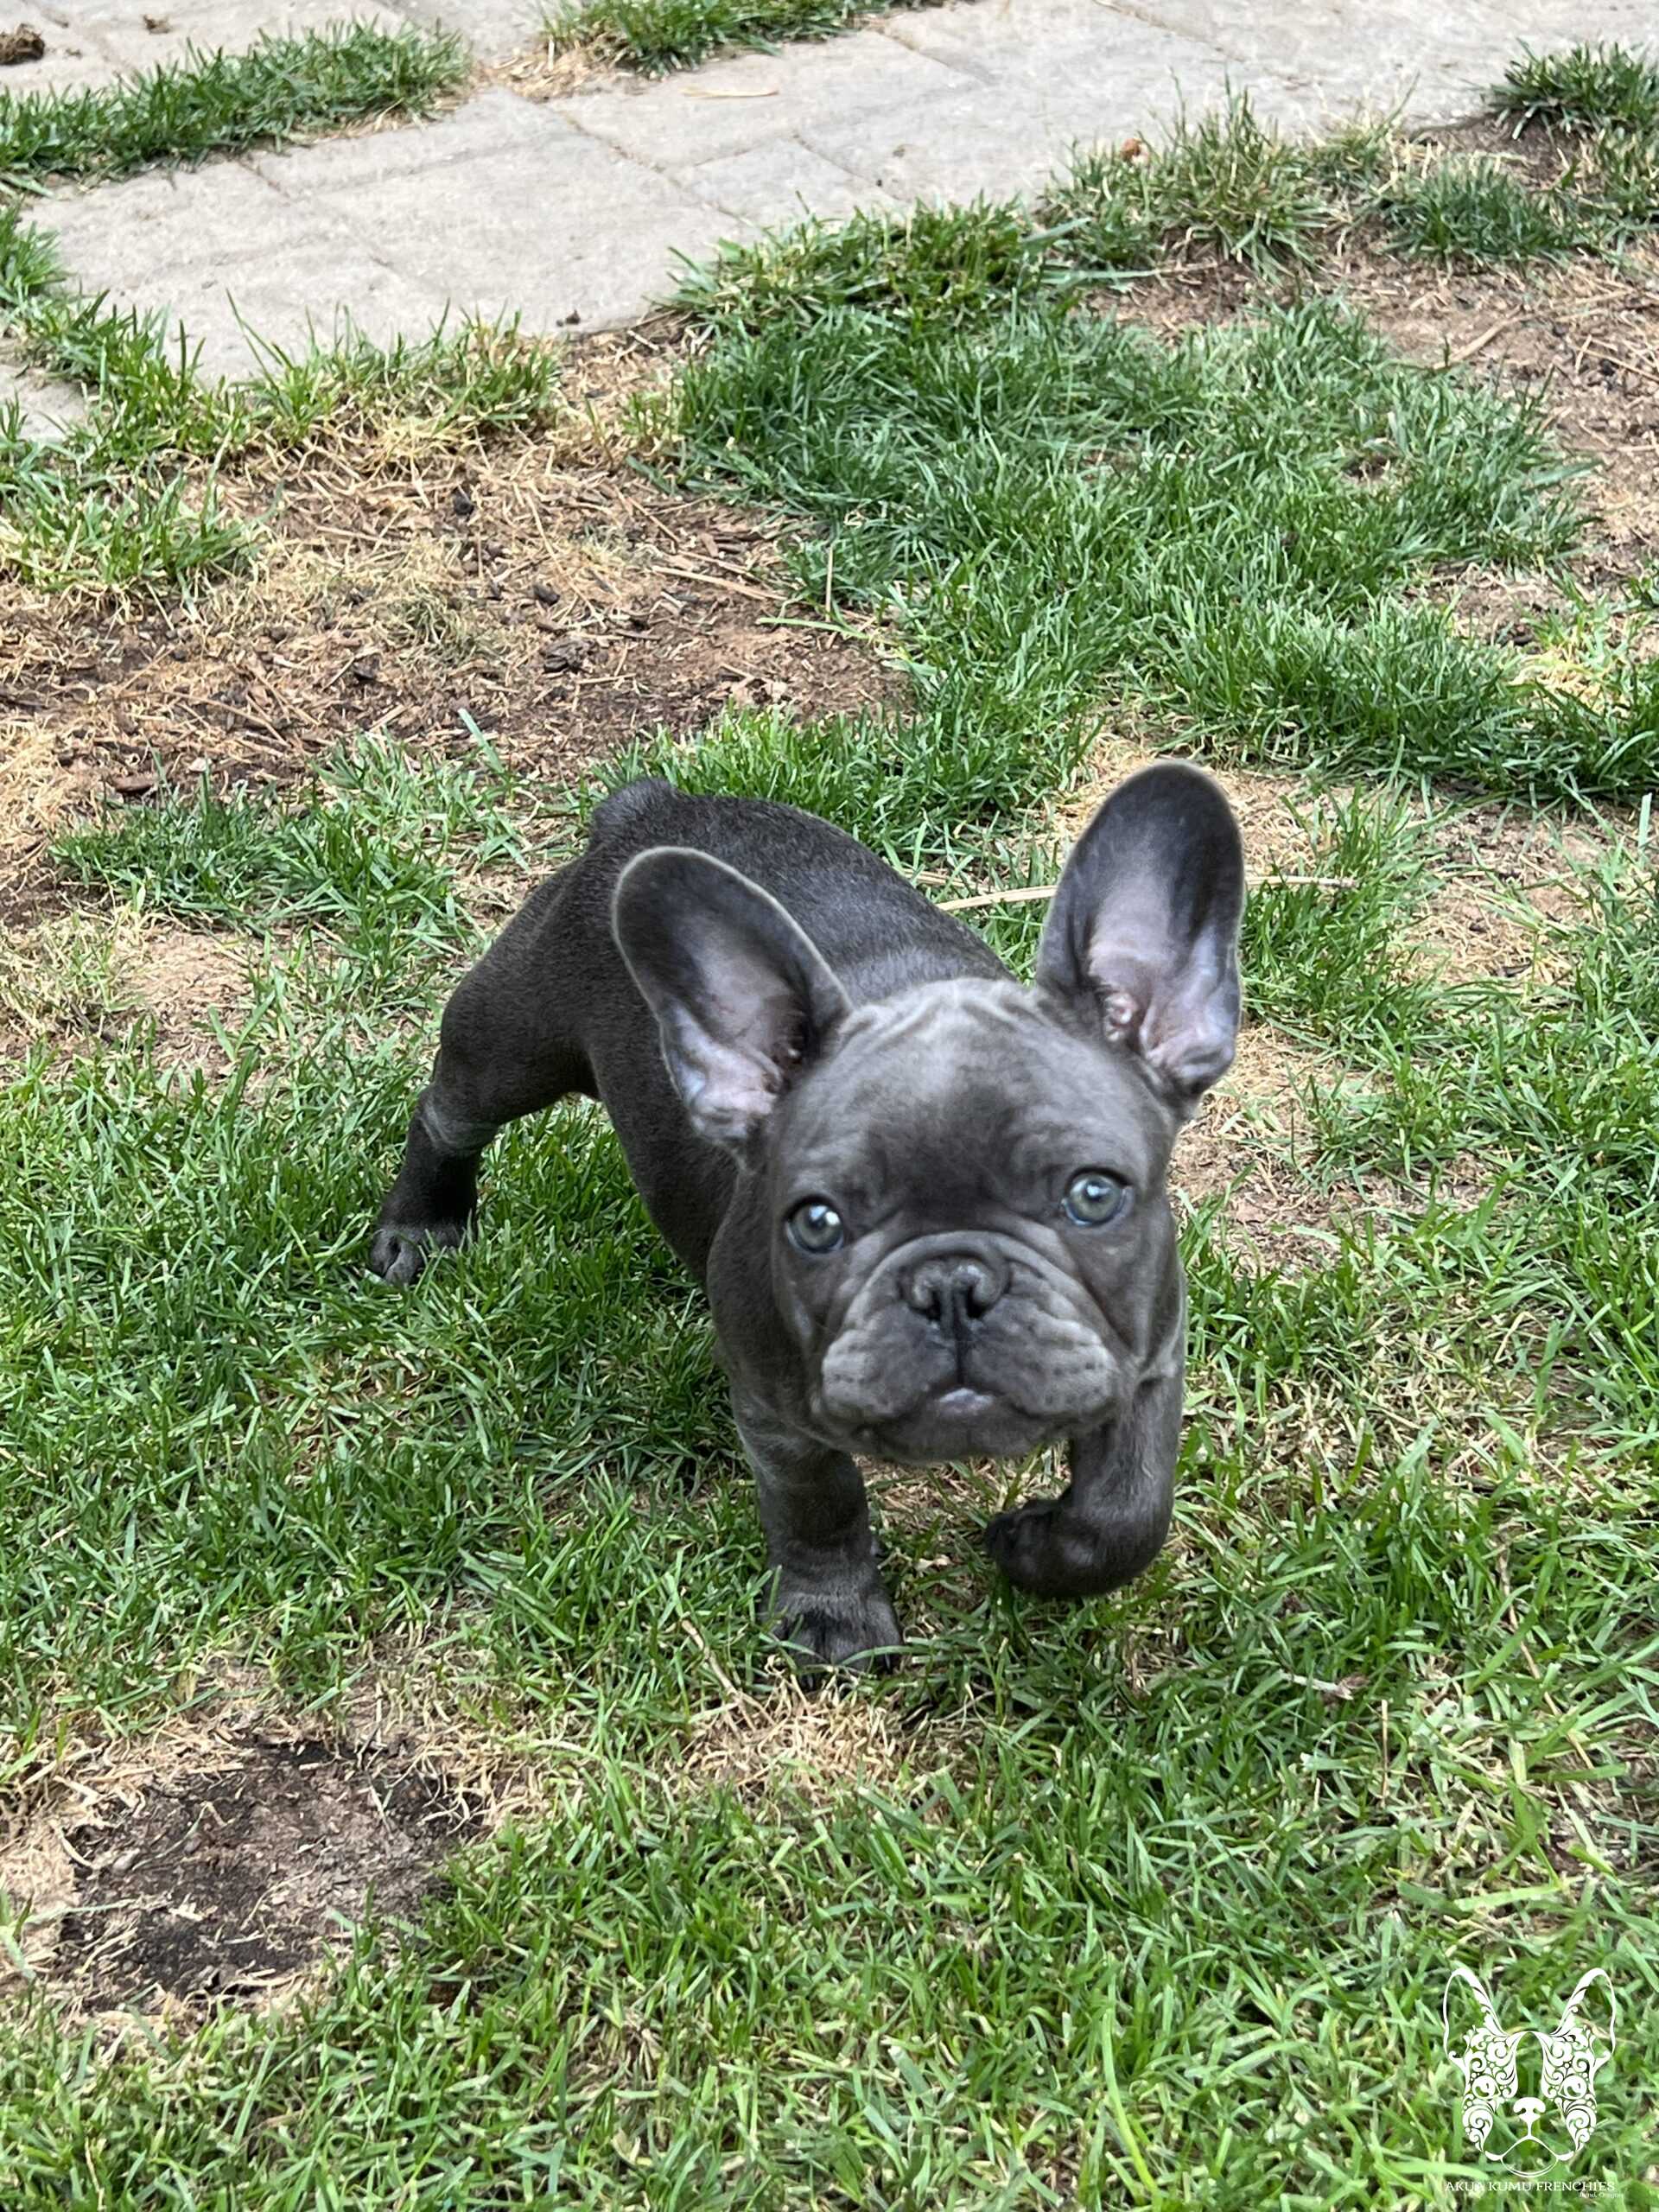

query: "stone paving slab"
left=1, top=352, right=90, bottom=441
left=678, top=136, right=896, bottom=228
left=563, top=32, right=972, bottom=168
left=1122, top=0, right=1659, bottom=129
left=10, top=0, right=1659, bottom=397
left=17, top=2, right=407, bottom=93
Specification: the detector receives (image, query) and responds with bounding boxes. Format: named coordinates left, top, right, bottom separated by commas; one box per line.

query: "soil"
left=0, top=24, right=46, bottom=67
left=11, top=1730, right=480, bottom=2018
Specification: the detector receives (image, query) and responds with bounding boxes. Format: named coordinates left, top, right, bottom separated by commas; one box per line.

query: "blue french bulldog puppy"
left=372, top=763, right=1244, bottom=1669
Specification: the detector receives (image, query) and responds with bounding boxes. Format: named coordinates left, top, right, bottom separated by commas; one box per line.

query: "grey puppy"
left=371, top=763, right=1243, bottom=1668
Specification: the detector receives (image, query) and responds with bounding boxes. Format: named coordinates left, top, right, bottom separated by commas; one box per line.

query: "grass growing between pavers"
left=677, top=52, right=1659, bottom=302
left=0, top=204, right=561, bottom=592
left=3, top=48, right=1659, bottom=2212
left=539, top=0, right=928, bottom=78
left=0, top=22, right=468, bottom=184
left=0, top=20, right=541, bottom=594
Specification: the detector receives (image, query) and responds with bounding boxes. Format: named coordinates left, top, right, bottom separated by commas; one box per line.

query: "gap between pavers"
left=13, top=0, right=1659, bottom=388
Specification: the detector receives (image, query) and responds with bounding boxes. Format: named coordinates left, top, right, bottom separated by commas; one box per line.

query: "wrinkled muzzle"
left=810, top=1231, right=1123, bottom=1460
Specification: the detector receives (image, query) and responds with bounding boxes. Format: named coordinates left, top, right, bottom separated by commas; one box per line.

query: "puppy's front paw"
left=982, top=1496, right=1114, bottom=1600
left=369, top=1216, right=467, bottom=1287
left=984, top=1490, right=1171, bottom=1599
left=771, top=1573, right=902, bottom=1677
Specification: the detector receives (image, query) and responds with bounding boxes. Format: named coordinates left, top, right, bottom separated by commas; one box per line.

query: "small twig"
left=654, top=556, right=779, bottom=604
left=938, top=874, right=1356, bottom=912
left=1436, top=313, right=1529, bottom=370
left=937, top=886, right=1061, bottom=912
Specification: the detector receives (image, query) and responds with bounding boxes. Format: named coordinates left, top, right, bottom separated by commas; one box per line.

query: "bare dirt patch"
left=48, top=1736, right=475, bottom=2015
left=1, top=1696, right=489, bottom=2022
left=0, top=912, right=252, bottom=1071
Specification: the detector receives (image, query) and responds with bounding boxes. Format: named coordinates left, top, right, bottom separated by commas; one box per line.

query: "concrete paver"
left=1, top=354, right=91, bottom=442
left=394, top=0, right=547, bottom=62
left=679, top=137, right=893, bottom=227
left=563, top=33, right=972, bottom=168
left=19, top=2, right=406, bottom=92
left=303, top=128, right=758, bottom=331
left=1113, top=0, right=1659, bottom=127
left=7, top=0, right=1657, bottom=397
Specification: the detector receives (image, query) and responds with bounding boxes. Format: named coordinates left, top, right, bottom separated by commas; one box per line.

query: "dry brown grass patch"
left=4, top=416, right=893, bottom=925
left=1171, top=1022, right=1344, bottom=1264
left=488, top=35, right=617, bottom=102
left=680, top=1675, right=921, bottom=1806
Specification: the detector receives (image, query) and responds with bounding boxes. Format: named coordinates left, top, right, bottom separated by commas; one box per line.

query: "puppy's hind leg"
left=371, top=868, right=594, bottom=1285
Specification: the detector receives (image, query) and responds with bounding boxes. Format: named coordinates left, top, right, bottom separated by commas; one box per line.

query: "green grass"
left=0, top=202, right=560, bottom=594
left=662, top=289, right=1659, bottom=803
left=1493, top=40, right=1659, bottom=136
left=10, top=43, right=1659, bottom=588
left=683, top=90, right=1656, bottom=333
left=1375, top=154, right=1594, bottom=261
left=1, top=734, right=1654, bottom=2203
left=3, top=43, right=1658, bottom=2210
left=1052, top=99, right=1339, bottom=276
left=0, top=22, right=467, bottom=183
left=543, top=0, right=921, bottom=76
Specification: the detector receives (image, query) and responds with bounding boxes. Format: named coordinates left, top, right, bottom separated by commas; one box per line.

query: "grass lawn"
left=1, top=40, right=1657, bottom=2211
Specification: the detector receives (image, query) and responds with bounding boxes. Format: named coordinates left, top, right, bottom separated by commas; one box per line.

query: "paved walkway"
left=8, top=0, right=1658, bottom=426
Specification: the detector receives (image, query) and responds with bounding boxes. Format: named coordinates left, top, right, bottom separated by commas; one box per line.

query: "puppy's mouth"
left=847, top=1384, right=1071, bottom=1465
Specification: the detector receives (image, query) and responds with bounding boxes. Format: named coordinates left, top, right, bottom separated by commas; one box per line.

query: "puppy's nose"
left=900, top=1252, right=1007, bottom=1334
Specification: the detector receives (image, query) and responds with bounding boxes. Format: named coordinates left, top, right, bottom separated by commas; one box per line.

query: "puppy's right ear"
left=613, top=848, right=849, bottom=1161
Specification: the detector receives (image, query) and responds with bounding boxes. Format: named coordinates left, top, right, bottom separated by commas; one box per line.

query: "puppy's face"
left=613, top=762, right=1243, bottom=1459
left=766, top=980, right=1177, bottom=1462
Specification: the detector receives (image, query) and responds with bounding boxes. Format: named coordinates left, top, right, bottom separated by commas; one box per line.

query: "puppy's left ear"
left=1036, top=762, right=1243, bottom=1112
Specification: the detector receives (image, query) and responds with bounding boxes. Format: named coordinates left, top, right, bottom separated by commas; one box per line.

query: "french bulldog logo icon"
left=1444, top=1965, right=1616, bottom=2168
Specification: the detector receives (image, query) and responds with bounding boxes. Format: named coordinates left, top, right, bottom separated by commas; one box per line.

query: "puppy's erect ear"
left=613, top=847, right=850, bottom=1160
left=1036, top=763, right=1243, bottom=1111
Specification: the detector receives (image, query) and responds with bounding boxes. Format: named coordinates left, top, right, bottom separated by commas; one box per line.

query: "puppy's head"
left=613, top=764, right=1243, bottom=1464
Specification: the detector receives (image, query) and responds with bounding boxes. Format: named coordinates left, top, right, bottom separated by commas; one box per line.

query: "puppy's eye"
left=787, top=1198, right=845, bottom=1255
left=1063, top=1170, right=1128, bottom=1228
